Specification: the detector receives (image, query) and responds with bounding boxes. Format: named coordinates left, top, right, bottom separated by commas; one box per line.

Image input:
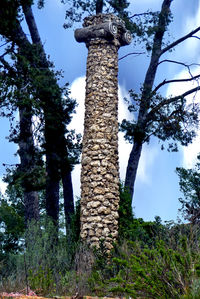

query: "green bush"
left=87, top=227, right=200, bottom=298
left=2, top=205, right=200, bottom=298
left=118, top=184, right=167, bottom=246
left=0, top=219, right=79, bottom=296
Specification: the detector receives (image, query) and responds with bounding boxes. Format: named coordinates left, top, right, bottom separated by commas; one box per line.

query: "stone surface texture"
left=76, top=14, right=131, bottom=250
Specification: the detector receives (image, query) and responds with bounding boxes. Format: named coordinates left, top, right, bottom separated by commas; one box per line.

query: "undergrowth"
left=1, top=221, right=200, bottom=298
left=1, top=187, right=200, bottom=297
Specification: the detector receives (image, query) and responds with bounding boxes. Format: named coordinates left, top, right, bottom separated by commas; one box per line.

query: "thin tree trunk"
left=125, top=0, right=172, bottom=200
left=61, top=169, right=74, bottom=229
left=125, top=141, right=143, bottom=199
left=60, top=133, right=75, bottom=229
left=22, top=5, right=60, bottom=227
left=44, top=115, right=60, bottom=228
left=24, top=191, right=39, bottom=223
left=45, top=169, right=59, bottom=227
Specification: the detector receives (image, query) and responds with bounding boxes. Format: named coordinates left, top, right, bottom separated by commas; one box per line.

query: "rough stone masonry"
left=75, top=14, right=132, bottom=250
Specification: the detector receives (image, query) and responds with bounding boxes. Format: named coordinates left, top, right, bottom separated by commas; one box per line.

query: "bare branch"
left=158, top=59, right=200, bottom=70
left=146, top=86, right=200, bottom=124
left=0, top=42, right=15, bottom=59
left=143, top=108, right=183, bottom=143
left=158, top=59, right=200, bottom=79
left=170, top=86, right=200, bottom=101
left=0, top=41, right=10, bottom=48
left=160, top=26, right=200, bottom=56
left=192, top=35, right=200, bottom=40
left=153, top=73, right=200, bottom=93
left=0, top=56, right=15, bottom=74
left=129, top=12, right=153, bottom=19
left=119, top=51, right=145, bottom=61
left=2, top=163, right=19, bottom=167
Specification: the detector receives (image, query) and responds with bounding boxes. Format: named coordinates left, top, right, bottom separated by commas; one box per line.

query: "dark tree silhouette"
left=96, top=0, right=104, bottom=14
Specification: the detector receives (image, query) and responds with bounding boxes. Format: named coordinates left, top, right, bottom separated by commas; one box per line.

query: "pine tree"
left=0, top=1, right=81, bottom=233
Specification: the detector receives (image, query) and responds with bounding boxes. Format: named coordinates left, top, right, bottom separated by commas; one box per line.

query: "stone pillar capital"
left=74, top=14, right=132, bottom=47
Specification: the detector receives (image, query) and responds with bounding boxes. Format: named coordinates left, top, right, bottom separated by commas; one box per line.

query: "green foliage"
left=28, top=266, right=55, bottom=295
left=0, top=197, right=25, bottom=256
left=0, top=219, right=80, bottom=296
left=70, top=199, right=81, bottom=242
left=62, top=0, right=172, bottom=53
left=2, top=218, right=200, bottom=298
left=121, top=90, right=199, bottom=151
left=0, top=1, right=21, bottom=38
left=176, top=154, right=200, bottom=223
left=118, top=186, right=167, bottom=245
left=0, top=46, right=81, bottom=167
left=0, top=181, right=82, bottom=262
left=87, top=228, right=200, bottom=298
left=37, top=0, right=45, bottom=9
left=106, top=240, right=189, bottom=298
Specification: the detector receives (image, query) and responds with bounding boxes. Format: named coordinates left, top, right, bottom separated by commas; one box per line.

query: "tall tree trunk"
left=22, top=4, right=75, bottom=228
left=125, top=0, right=172, bottom=200
left=60, top=134, right=75, bottom=230
left=44, top=110, right=60, bottom=227
left=61, top=168, right=74, bottom=229
left=125, top=141, right=143, bottom=199
left=18, top=105, right=39, bottom=225
left=45, top=172, right=59, bottom=227
left=22, top=4, right=60, bottom=226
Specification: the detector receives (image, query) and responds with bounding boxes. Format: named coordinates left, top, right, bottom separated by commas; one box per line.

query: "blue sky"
left=1, top=0, right=200, bottom=223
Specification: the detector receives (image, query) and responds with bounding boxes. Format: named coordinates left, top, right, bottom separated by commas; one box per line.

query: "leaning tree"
left=122, top=0, right=200, bottom=200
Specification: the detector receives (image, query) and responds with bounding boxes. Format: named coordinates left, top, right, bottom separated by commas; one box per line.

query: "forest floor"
left=0, top=293, right=120, bottom=299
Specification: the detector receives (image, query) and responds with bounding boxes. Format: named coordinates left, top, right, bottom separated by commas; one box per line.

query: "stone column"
left=75, top=14, right=132, bottom=250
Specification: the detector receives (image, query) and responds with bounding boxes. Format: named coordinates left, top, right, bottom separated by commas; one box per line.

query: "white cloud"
left=118, top=85, right=133, bottom=182
left=137, top=145, right=158, bottom=184
left=165, top=1, right=200, bottom=169
left=184, top=1, right=200, bottom=55
left=70, top=77, right=158, bottom=198
left=69, top=76, right=86, bottom=135
left=70, top=77, right=85, bottom=198
left=182, top=136, right=200, bottom=168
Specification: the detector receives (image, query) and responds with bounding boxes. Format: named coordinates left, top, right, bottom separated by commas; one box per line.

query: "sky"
left=1, top=0, right=200, bottom=223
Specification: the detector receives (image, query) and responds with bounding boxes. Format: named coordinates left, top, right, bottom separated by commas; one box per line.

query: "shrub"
left=0, top=219, right=79, bottom=296
left=87, top=226, right=200, bottom=298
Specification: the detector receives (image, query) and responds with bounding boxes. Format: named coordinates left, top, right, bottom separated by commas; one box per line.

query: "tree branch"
left=0, top=56, right=15, bottom=74
left=145, top=86, right=200, bottom=124
left=137, top=0, right=172, bottom=123
left=158, top=59, right=200, bottom=73
left=153, top=73, right=200, bottom=93
left=22, top=4, right=42, bottom=46
left=0, top=42, right=15, bottom=59
left=129, top=12, right=153, bottom=19
left=192, top=35, right=200, bottom=40
left=160, top=26, right=200, bottom=56
left=0, top=41, right=10, bottom=48
left=118, top=51, right=145, bottom=61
